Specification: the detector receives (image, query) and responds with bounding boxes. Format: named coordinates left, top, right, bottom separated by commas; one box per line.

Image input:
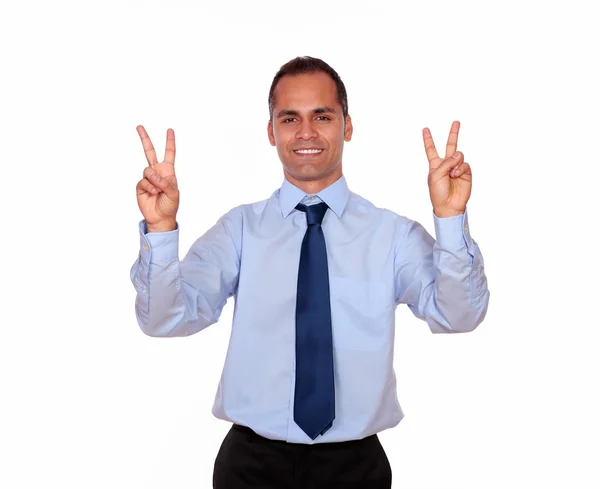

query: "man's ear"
left=344, top=115, right=353, bottom=142
left=267, top=120, right=276, bottom=146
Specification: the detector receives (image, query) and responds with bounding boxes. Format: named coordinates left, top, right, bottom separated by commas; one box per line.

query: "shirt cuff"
left=432, top=209, right=475, bottom=254
left=138, top=220, right=180, bottom=263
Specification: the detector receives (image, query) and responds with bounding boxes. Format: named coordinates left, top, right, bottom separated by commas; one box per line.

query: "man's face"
left=268, top=71, right=353, bottom=189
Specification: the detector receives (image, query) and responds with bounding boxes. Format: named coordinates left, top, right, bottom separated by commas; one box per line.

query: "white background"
left=1, top=1, right=599, bottom=488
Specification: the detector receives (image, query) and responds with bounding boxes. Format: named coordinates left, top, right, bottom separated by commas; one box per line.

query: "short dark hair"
left=268, top=56, right=348, bottom=121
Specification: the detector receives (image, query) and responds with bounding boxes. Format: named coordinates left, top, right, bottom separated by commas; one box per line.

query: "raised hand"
left=135, top=126, right=180, bottom=232
left=423, top=121, right=472, bottom=218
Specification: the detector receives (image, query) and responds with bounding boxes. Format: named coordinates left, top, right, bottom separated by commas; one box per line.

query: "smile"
left=294, top=149, right=323, bottom=155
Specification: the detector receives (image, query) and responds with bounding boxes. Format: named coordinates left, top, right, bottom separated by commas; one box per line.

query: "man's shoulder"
left=218, top=192, right=275, bottom=222
left=348, top=190, right=413, bottom=225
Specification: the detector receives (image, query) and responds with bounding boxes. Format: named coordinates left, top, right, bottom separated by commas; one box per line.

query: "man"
left=131, top=56, right=490, bottom=489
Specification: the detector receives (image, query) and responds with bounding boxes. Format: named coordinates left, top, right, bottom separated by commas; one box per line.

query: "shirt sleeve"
left=129, top=208, right=242, bottom=337
left=394, top=209, right=490, bottom=333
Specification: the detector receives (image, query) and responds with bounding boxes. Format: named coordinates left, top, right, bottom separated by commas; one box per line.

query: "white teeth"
left=295, top=149, right=323, bottom=154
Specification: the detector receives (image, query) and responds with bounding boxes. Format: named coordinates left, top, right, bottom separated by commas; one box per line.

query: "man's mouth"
left=294, top=148, right=324, bottom=155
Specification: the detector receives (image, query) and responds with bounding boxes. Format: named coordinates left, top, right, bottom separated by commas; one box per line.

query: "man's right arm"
left=129, top=209, right=242, bottom=337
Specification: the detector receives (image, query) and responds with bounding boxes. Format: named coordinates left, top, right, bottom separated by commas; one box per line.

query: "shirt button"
left=143, top=244, right=149, bottom=251
left=464, top=225, right=469, bottom=233
left=310, top=196, right=316, bottom=200
left=472, top=269, right=477, bottom=275
left=142, top=288, right=147, bottom=294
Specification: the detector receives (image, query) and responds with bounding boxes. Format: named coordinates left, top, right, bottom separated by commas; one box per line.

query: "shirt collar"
left=279, top=174, right=350, bottom=219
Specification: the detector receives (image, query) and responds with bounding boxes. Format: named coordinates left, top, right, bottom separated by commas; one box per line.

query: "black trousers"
left=213, top=424, right=392, bottom=489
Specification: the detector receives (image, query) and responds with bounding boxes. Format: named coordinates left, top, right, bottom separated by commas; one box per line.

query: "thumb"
left=434, top=151, right=463, bottom=177
left=148, top=172, right=178, bottom=200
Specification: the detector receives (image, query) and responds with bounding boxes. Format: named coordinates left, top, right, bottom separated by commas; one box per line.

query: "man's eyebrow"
left=313, top=106, right=337, bottom=114
left=276, top=109, right=300, bottom=118
left=275, top=107, right=338, bottom=118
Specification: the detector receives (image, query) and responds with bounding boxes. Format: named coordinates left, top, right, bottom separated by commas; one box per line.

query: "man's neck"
left=284, top=170, right=343, bottom=195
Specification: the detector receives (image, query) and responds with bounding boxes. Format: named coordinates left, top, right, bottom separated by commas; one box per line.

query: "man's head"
left=267, top=56, right=353, bottom=192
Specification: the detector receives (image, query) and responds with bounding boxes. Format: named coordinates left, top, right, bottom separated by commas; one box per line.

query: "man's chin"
left=284, top=164, right=341, bottom=182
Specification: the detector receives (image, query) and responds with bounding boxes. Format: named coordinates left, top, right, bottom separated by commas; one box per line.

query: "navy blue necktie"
left=294, top=202, right=335, bottom=440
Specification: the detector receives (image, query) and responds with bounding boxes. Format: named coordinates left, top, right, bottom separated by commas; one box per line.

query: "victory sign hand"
left=135, top=126, right=179, bottom=232
left=423, top=121, right=472, bottom=218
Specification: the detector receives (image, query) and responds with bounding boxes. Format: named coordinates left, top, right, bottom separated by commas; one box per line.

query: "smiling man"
left=131, top=56, right=490, bottom=489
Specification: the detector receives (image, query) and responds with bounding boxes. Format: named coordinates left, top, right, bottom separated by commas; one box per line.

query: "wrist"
left=146, top=219, right=177, bottom=233
left=433, top=207, right=465, bottom=218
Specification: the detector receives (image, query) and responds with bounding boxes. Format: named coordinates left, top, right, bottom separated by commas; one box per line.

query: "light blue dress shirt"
left=130, top=175, right=489, bottom=444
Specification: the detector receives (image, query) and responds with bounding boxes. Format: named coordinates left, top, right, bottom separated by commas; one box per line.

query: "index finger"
left=423, top=127, right=440, bottom=168
left=163, top=128, right=176, bottom=166
left=445, top=120, right=460, bottom=158
left=136, top=125, right=159, bottom=167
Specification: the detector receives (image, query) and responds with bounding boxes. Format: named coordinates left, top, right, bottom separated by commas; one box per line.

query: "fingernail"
left=453, top=152, right=460, bottom=159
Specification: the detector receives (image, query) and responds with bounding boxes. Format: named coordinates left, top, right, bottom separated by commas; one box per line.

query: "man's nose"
left=296, top=120, right=318, bottom=140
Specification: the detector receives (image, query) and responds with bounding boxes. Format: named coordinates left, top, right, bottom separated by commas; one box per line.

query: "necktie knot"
left=296, top=202, right=328, bottom=226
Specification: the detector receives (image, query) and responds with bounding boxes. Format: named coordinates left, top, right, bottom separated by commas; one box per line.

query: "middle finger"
left=137, top=125, right=159, bottom=167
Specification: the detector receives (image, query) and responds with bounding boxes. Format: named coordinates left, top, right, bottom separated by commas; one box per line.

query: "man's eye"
left=316, top=116, right=331, bottom=121
left=282, top=118, right=297, bottom=123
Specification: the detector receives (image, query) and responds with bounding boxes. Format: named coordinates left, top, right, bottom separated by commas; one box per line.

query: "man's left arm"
left=395, top=120, right=490, bottom=332
left=394, top=210, right=490, bottom=333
